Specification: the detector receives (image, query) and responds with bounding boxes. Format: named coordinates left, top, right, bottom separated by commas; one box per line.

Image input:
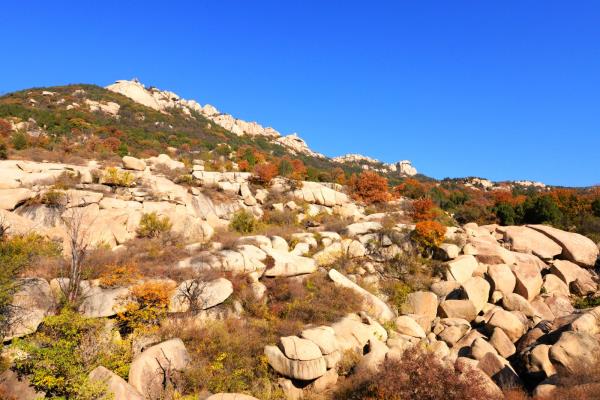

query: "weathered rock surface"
left=264, top=345, right=327, bottom=381
left=328, top=269, right=394, bottom=322
left=529, top=224, right=599, bottom=267
left=445, top=255, right=478, bottom=283
left=128, top=339, right=190, bottom=398
left=169, top=278, right=233, bottom=312
left=549, top=331, right=600, bottom=374
left=4, top=278, right=54, bottom=341
left=89, top=366, right=143, bottom=400
left=503, top=226, right=562, bottom=259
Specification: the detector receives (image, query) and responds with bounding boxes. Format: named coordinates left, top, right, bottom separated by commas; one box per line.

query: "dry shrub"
left=159, top=318, right=285, bottom=399
left=260, top=273, right=362, bottom=326
left=382, top=251, right=443, bottom=291
left=263, top=209, right=297, bottom=227
left=201, top=184, right=237, bottom=203
left=337, top=349, right=362, bottom=376
left=348, top=171, right=391, bottom=204
left=549, top=354, right=600, bottom=400
left=152, top=164, right=189, bottom=182
left=210, top=228, right=241, bottom=250
left=334, top=348, right=490, bottom=400
left=255, top=223, right=302, bottom=241
left=21, top=255, right=62, bottom=280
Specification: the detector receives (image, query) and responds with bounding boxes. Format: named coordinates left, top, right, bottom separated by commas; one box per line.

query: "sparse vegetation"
left=102, top=167, right=135, bottom=187
left=229, top=209, right=258, bottom=234
left=333, top=348, right=490, bottom=400
left=137, top=212, right=172, bottom=238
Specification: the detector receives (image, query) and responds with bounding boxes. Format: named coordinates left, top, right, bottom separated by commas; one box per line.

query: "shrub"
left=229, top=209, right=258, bottom=234
left=0, top=143, right=7, bottom=160
left=331, top=167, right=346, bottom=185
left=13, top=309, right=108, bottom=399
left=137, top=212, right=172, bottom=238
left=0, top=118, right=11, bottom=136
left=99, top=263, right=141, bottom=288
left=592, top=198, right=600, bottom=218
left=574, top=295, right=600, bottom=310
left=263, top=209, right=297, bottom=227
left=381, top=280, right=413, bottom=312
left=0, top=232, right=60, bottom=337
left=333, top=348, right=490, bottom=400
left=290, top=159, right=307, bottom=180
left=117, top=280, right=175, bottom=333
left=260, top=274, right=362, bottom=326
left=412, top=221, right=447, bottom=255
left=337, top=349, right=362, bottom=376
left=11, top=132, right=27, bottom=150
left=521, top=195, right=562, bottom=225
left=348, top=171, right=391, bottom=204
left=40, top=189, right=66, bottom=207
left=102, top=167, right=135, bottom=187
left=411, top=198, right=436, bottom=221
left=494, top=202, right=517, bottom=225
left=162, top=318, right=285, bottom=399
left=253, top=162, right=278, bottom=186
left=277, top=158, right=293, bottom=177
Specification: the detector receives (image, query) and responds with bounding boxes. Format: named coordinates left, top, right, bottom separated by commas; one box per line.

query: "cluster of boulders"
left=0, top=154, right=365, bottom=254
left=2, top=148, right=600, bottom=399
left=251, top=221, right=599, bottom=399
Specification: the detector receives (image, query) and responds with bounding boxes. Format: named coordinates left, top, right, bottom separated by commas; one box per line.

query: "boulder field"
left=0, top=155, right=599, bottom=399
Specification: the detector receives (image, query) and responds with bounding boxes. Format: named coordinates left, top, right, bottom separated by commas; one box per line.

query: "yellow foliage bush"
left=98, top=263, right=141, bottom=288
left=102, top=167, right=135, bottom=187
left=117, top=280, right=175, bottom=333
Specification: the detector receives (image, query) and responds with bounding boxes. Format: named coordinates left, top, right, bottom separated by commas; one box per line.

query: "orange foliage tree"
left=348, top=171, right=391, bottom=204
left=412, top=220, right=446, bottom=254
left=290, top=159, right=308, bottom=180
left=331, top=167, right=346, bottom=185
left=0, top=118, right=11, bottom=136
left=238, top=159, right=250, bottom=172
left=394, top=177, right=429, bottom=199
left=253, top=162, right=278, bottom=186
left=411, top=198, right=436, bottom=221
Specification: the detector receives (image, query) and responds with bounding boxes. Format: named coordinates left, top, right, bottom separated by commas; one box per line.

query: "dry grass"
left=158, top=317, right=285, bottom=399
left=255, top=273, right=363, bottom=327
left=210, top=228, right=241, bottom=250
left=333, top=348, right=491, bottom=400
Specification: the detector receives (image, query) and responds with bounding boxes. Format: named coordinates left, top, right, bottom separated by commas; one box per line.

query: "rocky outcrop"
left=328, top=269, right=395, bottom=322
left=128, top=339, right=190, bottom=398
left=169, top=278, right=233, bottom=312
left=89, top=366, right=143, bottom=400
left=4, top=278, right=55, bottom=341
left=264, top=344, right=327, bottom=381
left=528, top=224, right=599, bottom=267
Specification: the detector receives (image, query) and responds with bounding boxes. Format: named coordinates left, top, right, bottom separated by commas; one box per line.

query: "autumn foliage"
left=411, top=198, right=436, bottom=221
left=349, top=171, right=391, bottom=204
left=253, top=162, right=278, bottom=185
left=412, top=220, right=446, bottom=252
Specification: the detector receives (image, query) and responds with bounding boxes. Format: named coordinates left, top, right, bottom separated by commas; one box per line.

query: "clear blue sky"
left=1, top=1, right=599, bottom=186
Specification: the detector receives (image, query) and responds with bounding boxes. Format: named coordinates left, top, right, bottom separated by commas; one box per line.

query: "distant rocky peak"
left=333, top=154, right=417, bottom=176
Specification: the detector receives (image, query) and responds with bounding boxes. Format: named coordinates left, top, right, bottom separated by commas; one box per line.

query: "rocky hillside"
left=0, top=79, right=419, bottom=184
left=0, top=80, right=600, bottom=400
left=0, top=147, right=599, bottom=400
